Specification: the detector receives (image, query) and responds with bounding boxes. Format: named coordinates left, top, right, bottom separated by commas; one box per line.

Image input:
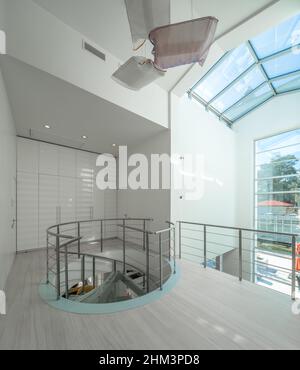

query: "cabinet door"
left=76, top=177, right=93, bottom=241
left=59, top=176, right=76, bottom=224
left=76, top=150, right=94, bottom=179
left=39, top=174, right=59, bottom=248
left=59, top=147, right=76, bottom=178
left=17, top=138, right=39, bottom=174
left=39, top=142, right=59, bottom=176
left=17, top=172, right=39, bottom=251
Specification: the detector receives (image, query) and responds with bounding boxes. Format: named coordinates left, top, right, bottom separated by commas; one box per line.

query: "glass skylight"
left=190, top=13, right=300, bottom=126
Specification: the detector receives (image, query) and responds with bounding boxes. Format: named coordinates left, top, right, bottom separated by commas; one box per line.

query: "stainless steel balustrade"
left=178, top=221, right=299, bottom=300
left=46, top=218, right=176, bottom=300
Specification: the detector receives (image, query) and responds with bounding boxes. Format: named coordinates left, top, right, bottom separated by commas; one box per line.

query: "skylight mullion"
left=189, top=14, right=300, bottom=125
left=258, top=43, right=300, bottom=65
left=271, top=69, right=300, bottom=83
left=206, top=63, right=257, bottom=107
left=220, top=82, right=267, bottom=119
left=277, top=88, right=300, bottom=97
left=247, top=41, right=277, bottom=96
left=190, top=51, right=230, bottom=92
left=190, top=92, right=233, bottom=127
left=231, top=95, right=273, bottom=124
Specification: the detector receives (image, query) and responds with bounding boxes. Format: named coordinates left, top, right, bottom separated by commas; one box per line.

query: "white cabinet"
left=39, top=142, right=59, bottom=175
left=17, top=139, right=39, bottom=174
left=17, top=172, right=39, bottom=251
left=17, top=138, right=117, bottom=251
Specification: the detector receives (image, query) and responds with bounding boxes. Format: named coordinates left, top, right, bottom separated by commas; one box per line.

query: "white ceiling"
left=32, top=0, right=276, bottom=91
left=0, top=55, right=166, bottom=154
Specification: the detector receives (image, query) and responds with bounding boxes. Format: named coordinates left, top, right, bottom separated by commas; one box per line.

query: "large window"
left=189, top=13, right=300, bottom=126
left=255, top=129, right=300, bottom=297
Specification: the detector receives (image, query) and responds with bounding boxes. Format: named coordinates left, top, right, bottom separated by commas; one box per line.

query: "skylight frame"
left=189, top=15, right=300, bottom=127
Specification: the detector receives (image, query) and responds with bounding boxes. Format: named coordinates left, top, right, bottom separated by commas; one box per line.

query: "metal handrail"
left=46, top=218, right=175, bottom=300
left=47, top=217, right=154, bottom=234
left=178, top=220, right=298, bottom=237
left=178, top=220, right=298, bottom=300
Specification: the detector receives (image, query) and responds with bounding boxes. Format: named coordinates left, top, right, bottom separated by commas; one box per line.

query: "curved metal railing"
left=46, top=218, right=176, bottom=301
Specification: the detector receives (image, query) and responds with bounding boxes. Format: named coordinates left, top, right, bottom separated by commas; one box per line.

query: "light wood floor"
left=0, top=249, right=300, bottom=350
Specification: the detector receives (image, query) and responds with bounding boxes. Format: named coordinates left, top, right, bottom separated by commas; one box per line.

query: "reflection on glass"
left=224, top=83, right=273, bottom=121
left=251, top=13, right=300, bottom=59
left=190, top=13, right=300, bottom=123
left=194, top=44, right=254, bottom=102
left=211, top=67, right=265, bottom=113
left=273, top=74, right=300, bottom=94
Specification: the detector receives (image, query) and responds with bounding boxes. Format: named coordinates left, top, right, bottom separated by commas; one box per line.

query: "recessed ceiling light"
left=44, top=124, right=51, bottom=129
left=82, top=135, right=88, bottom=139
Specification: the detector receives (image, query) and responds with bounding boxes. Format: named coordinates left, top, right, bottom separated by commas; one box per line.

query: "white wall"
left=0, top=65, right=16, bottom=290
left=171, top=93, right=237, bottom=226
left=4, top=0, right=168, bottom=128
left=117, top=130, right=171, bottom=232
left=234, top=92, right=300, bottom=230
left=0, top=0, right=5, bottom=28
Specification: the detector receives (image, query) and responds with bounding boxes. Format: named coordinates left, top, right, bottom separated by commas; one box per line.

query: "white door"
left=76, top=151, right=94, bottom=241
left=39, top=174, right=59, bottom=249
left=59, top=176, right=76, bottom=239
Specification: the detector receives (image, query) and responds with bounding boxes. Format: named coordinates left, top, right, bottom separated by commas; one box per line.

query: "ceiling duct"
left=125, top=0, right=170, bottom=46
left=83, top=41, right=106, bottom=61
left=112, top=56, right=165, bottom=91
left=149, top=17, right=219, bottom=70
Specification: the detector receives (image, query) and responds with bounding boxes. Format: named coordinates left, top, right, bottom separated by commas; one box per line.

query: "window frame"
left=189, top=14, right=300, bottom=127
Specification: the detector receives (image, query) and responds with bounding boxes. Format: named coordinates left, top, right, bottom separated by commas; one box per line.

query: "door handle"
left=11, top=219, right=16, bottom=229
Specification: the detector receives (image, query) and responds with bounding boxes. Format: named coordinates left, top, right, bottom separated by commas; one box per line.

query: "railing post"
left=239, top=229, right=243, bottom=282
left=179, top=222, right=182, bottom=259
left=81, top=255, right=85, bottom=295
left=77, top=222, right=81, bottom=258
left=204, top=225, right=207, bottom=269
left=159, top=234, right=163, bottom=290
left=173, top=227, right=176, bottom=274
left=143, top=220, right=146, bottom=251
left=168, top=229, right=171, bottom=261
left=146, top=232, right=150, bottom=293
left=46, top=232, right=49, bottom=284
left=113, top=260, right=117, bottom=273
left=64, top=245, right=69, bottom=299
left=93, top=256, right=96, bottom=288
left=123, top=219, right=126, bottom=274
left=56, top=226, right=60, bottom=300
left=100, top=220, right=103, bottom=253
left=292, top=235, right=296, bottom=301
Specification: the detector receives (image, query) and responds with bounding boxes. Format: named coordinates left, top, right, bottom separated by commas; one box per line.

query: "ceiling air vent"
left=83, top=41, right=106, bottom=61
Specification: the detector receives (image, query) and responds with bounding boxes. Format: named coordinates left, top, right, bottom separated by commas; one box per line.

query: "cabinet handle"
left=90, top=207, right=94, bottom=220
left=11, top=219, right=16, bottom=229
left=56, top=206, right=61, bottom=224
